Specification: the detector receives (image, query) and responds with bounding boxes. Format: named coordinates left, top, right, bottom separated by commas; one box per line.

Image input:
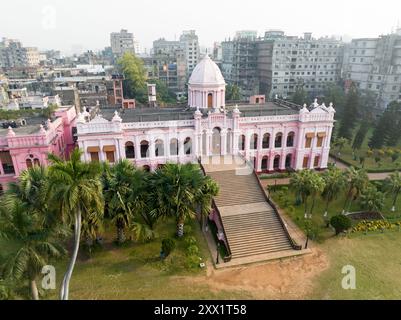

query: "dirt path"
left=178, top=245, right=329, bottom=299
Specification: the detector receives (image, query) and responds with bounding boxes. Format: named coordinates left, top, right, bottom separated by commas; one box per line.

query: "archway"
left=285, top=154, right=292, bottom=168
left=155, top=139, right=164, bottom=157
left=212, top=127, right=221, bottom=155
left=140, top=140, right=149, bottom=158
left=125, top=141, right=135, bottom=159
left=142, top=165, right=151, bottom=172
left=261, top=156, right=268, bottom=171
left=273, top=155, right=280, bottom=170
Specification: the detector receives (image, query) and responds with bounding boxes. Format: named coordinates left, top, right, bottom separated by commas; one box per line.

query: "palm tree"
left=334, top=137, right=348, bottom=163
left=308, top=173, right=325, bottom=218
left=152, top=163, right=206, bottom=237
left=0, top=196, right=66, bottom=300
left=360, top=184, right=385, bottom=212
left=195, top=175, right=219, bottom=232
left=106, top=159, right=137, bottom=244
left=48, top=148, right=104, bottom=300
left=290, top=170, right=313, bottom=218
left=322, top=167, right=347, bottom=217
left=342, top=167, right=369, bottom=214
left=385, top=171, right=401, bottom=212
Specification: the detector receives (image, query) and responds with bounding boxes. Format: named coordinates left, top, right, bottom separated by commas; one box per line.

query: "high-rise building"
left=343, top=28, right=401, bottom=110
left=0, top=38, right=41, bottom=68
left=257, top=31, right=344, bottom=99
left=179, top=30, right=200, bottom=74
left=221, top=31, right=259, bottom=98
left=110, top=29, right=136, bottom=57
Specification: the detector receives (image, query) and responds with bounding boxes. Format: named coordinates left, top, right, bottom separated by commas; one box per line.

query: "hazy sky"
left=1, top=0, right=400, bottom=55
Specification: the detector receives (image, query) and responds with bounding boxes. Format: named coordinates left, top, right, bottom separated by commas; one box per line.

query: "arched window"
left=33, top=158, right=40, bottom=166
left=286, top=132, right=295, bottom=147
left=285, top=154, right=292, bottom=168
left=170, top=138, right=179, bottom=156
left=208, top=93, right=213, bottom=108
left=125, top=141, right=135, bottom=159
left=273, top=155, right=281, bottom=170
left=250, top=134, right=258, bottom=150
left=143, top=165, right=151, bottom=172
left=140, top=140, right=149, bottom=158
left=261, top=156, right=269, bottom=170
left=239, top=135, right=245, bottom=151
left=155, top=139, right=164, bottom=157
left=262, top=133, right=270, bottom=149
left=275, top=133, right=283, bottom=148
left=184, top=137, right=192, bottom=155
left=26, top=159, right=33, bottom=169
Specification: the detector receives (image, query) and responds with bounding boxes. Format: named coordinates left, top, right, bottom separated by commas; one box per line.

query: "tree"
left=105, top=160, right=137, bottom=244
left=330, top=215, right=352, bottom=235
left=117, top=52, right=147, bottom=103
left=322, top=167, right=347, bottom=217
left=152, top=79, right=177, bottom=105
left=152, top=163, right=212, bottom=237
left=225, top=84, right=241, bottom=101
left=307, top=173, right=325, bottom=217
left=0, top=194, right=66, bottom=300
left=360, top=184, right=385, bottom=212
left=369, top=101, right=401, bottom=149
left=194, top=175, right=219, bottom=232
left=342, top=167, right=369, bottom=213
left=385, top=171, right=401, bottom=212
left=290, top=170, right=314, bottom=218
left=352, top=121, right=369, bottom=151
left=291, top=86, right=308, bottom=105
left=323, top=84, right=346, bottom=116
left=338, top=84, right=359, bottom=140
left=333, top=137, right=348, bottom=164
left=48, top=148, right=104, bottom=300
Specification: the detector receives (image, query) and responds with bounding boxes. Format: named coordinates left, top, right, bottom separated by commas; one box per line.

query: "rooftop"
left=96, top=101, right=299, bottom=123
left=0, top=114, right=49, bottom=136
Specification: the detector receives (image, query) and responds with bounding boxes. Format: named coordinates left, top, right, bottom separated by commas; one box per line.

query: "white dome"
left=189, top=55, right=226, bottom=86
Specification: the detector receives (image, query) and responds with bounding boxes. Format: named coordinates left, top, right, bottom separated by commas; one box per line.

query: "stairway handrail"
left=197, top=156, right=233, bottom=262
left=237, top=154, right=302, bottom=250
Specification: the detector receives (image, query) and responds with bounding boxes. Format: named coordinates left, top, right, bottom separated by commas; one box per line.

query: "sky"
left=1, top=0, right=400, bottom=55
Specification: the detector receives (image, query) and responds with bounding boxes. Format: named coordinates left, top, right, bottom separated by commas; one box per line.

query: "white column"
left=221, top=129, right=227, bottom=156
left=98, top=141, right=105, bottom=162
left=134, top=135, right=140, bottom=160
left=206, top=131, right=211, bottom=156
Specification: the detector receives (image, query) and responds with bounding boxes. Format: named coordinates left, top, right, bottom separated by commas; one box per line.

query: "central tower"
left=188, top=55, right=226, bottom=110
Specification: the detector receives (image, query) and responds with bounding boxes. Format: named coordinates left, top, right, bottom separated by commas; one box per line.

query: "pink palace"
left=0, top=106, right=77, bottom=191
left=76, top=55, right=335, bottom=172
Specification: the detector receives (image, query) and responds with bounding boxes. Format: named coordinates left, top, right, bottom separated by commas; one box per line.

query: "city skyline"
left=1, top=0, right=400, bottom=55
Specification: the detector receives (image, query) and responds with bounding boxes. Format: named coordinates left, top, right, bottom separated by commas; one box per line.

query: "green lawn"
left=44, top=218, right=249, bottom=300
left=269, top=183, right=401, bottom=241
left=309, top=231, right=401, bottom=299
left=333, top=126, right=401, bottom=172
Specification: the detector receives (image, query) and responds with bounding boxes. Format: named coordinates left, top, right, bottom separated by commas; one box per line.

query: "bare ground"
left=176, top=246, right=329, bottom=300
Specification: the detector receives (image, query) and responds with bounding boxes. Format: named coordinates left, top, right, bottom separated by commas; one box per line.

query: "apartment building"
left=179, top=30, right=200, bottom=74
left=110, top=29, right=136, bottom=57
left=258, top=31, right=344, bottom=99
left=343, top=28, right=401, bottom=110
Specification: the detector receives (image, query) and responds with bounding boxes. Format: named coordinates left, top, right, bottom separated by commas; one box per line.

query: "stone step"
left=228, top=233, right=289, bottom=245
left=230, top=240, right=291, bottom=252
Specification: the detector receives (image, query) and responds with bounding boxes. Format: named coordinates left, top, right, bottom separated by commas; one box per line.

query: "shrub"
left=183, top=225, right=193, bottom=235
left=184, top=236, right=197, bottom=248
left=161, top=238, right=176, bottom=258
left=187, top=244, right=199, bottom=256
left=330, top=215, right=352, bottom=235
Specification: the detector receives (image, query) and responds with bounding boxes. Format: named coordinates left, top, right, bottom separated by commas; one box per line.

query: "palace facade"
left=76, top=55, right=335, bottom=172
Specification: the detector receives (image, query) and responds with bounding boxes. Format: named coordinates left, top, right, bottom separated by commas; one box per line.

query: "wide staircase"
left=202, top=156, right=296, bottom=261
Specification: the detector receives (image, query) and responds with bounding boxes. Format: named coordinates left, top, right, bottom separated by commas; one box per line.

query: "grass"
left=333, top=126, right=401, bottom=172
left=269, top=182, right=401, bottom=241
left=309, top=231, right=401, bottom=299
left=43, top=218, right=249, bottom=300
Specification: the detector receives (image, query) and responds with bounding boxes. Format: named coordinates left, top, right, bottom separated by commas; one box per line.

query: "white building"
left=76, top=55, right=335, bottom=172
left=110, top=29, right=136, bottom=56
